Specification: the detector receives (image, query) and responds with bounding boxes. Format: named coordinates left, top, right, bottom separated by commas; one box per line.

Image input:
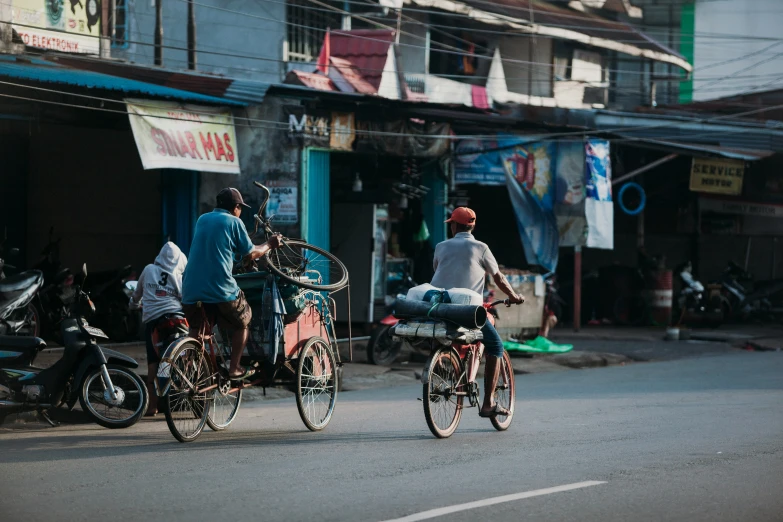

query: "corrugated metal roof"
left=329, top=30, right=395, bottom=90
left=412, top=0, right=690, bottom=71
left=329, top=56, right=377, bottom=94
left=462, top=0, right=681, bottom=57
left=594, top=110, right=783, bottom=153
left=624, top=138, right=775, bottom=161
left=0, top=55, right=245, bottom=106
left=284, top=70, right=338, bottom=91
left=223, top=79, right=274, bottom=104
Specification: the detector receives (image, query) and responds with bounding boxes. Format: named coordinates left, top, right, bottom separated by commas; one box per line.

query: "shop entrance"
left=303, top=150, right=447, bottom=328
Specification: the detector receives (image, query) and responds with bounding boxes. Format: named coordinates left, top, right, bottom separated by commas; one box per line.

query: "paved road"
left=1, top=351, right=782, bottom=522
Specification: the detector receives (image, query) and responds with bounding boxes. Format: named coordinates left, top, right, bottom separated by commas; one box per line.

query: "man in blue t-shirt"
left=182, top=187, right=281, bottom=380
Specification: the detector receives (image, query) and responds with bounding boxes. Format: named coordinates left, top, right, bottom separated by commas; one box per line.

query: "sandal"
left=479, top=404, right=511, bottom=418
left=228, top=368, right=256, bottom=381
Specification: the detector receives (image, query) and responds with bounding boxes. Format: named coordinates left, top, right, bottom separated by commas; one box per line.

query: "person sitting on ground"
left=181, top=188, right=282, bottom=381
left=130, top=241, right=188, bottom=416
left=431, top=207, right=525, bottom=418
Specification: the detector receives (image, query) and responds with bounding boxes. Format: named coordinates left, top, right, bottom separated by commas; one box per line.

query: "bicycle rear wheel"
left=423, top=347, right=464, bottom=439
left=490, top=351, right=515, bottom=431
left=163, top=340, right=211, bottom=442
left=265, top=239, right=348, bottom=292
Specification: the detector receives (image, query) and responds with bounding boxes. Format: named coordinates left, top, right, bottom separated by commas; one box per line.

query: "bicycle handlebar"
left=489, top=298, right=525, bottom=307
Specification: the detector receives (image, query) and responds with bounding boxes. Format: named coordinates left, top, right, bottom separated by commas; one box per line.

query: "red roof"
left=329, top=56, right=376, bottom=94
left=328, top=30, right=395, bottom=90
left=284, top=70, right=337, bottom=91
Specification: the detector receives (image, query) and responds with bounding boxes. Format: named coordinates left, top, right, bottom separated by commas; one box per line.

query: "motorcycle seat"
left=0, top=271, right=44, bottom=294
left=0, top=335, right=46, bottom=350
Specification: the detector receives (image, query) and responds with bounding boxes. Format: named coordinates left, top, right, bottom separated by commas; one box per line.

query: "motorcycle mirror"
left=82, top=263, right=88, bottom=278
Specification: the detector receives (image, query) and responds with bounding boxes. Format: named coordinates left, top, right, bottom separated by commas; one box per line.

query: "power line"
left=5, top=76, right=783, bottom=145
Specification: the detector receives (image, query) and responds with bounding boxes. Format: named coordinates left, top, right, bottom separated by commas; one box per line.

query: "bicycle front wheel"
left=207, top=328, right=242, bottom=431
left=423, top=347, right=464, bottom=439
left=265, top=239, right=348, bottom=292
left=163, top=340, right=212, bottom=443
left=490, top=351, right=515, bottom=431
left=296, top=336, right=338, bottom=431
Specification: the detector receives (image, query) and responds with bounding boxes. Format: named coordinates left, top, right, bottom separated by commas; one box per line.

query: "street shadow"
left=0, top=427, right=439, bottom=465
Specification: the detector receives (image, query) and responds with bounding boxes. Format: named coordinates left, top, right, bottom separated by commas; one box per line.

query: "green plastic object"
left=503, top=336, right=573, bottom=354
left=414, top=220, right=431, bottom=243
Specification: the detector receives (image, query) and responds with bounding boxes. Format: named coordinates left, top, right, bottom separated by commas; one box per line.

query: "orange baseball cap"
left=445, top=207, right=476, bottom=225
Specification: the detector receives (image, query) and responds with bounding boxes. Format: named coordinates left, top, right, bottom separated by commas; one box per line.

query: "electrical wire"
left=4, top=77, right=783, bottom=146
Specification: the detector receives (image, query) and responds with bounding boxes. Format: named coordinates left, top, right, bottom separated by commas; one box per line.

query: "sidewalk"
left=549, top=324, right=783, bottom=349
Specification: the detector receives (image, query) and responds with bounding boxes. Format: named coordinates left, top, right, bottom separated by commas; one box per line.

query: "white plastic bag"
left=406, top=283, right=441, bottom=302
left=446, top=288, right=483, bottom=306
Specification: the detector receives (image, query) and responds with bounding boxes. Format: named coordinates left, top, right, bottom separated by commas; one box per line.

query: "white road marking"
left=378, top=480, right=607, bottom=522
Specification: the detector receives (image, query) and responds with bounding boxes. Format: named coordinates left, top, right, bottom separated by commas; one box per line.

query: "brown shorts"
left=183, top=291, right=252, bottom=334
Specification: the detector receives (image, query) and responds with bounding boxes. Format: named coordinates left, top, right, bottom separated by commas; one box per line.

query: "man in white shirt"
left=431, top=207, right=524, bottom=418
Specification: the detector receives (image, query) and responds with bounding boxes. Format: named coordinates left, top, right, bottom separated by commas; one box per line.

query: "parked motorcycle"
left=675, top=261, right=724, bottom=327
left=366, top=271, right=418, bottom=365
left=83, top=265, right=140, bottom=342
left=0, top=264, right=148, bottom=428
left=0, top=233, right=42, bottom=337
left=718, top=261, right=783, bottom=321
left=367, top=275, right=499, bottom=366
left=31, top=228, right=76, bottom=340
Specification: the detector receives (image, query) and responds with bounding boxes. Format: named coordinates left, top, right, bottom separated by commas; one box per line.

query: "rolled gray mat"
left=394, top=298, right=487, bottom=329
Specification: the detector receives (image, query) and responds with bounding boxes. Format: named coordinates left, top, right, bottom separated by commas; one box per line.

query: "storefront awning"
left=620, top=137, right=776, bottom=161
left=0, top=55, right=246, bottom=107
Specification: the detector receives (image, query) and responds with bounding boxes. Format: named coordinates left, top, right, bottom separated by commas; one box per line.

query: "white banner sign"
left=126, top=99, right=240, bottom=174
left=14, top=27, right=99, bottom=54
left=700, top=197, right=783, bottom=218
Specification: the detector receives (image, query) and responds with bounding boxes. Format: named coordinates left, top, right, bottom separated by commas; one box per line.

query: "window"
left=286, top=0, right=344, bottom=62
left=554, top=56, right=570, bottom=81
left=111, top=0, right=128, bottom=49
left=428, top=21, right=489, bottom=84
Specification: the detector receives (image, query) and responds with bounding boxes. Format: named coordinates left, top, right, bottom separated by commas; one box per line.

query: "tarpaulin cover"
left=505, top=167, right=559, bottom=272
left=504, top=336, right=573, bottom=354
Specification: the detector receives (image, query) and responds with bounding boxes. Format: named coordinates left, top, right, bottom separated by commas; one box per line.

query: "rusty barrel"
left=647, top=270, right=673, bottom=326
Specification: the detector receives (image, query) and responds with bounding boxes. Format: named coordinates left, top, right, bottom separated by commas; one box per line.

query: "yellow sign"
left=689, top=158, right=745, bottom=195
left=10, top=0, right=101, bottom=54
left=126, top=99, right=241, bottom=174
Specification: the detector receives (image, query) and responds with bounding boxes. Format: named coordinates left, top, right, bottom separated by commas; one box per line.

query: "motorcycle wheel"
left=367, top=325, right=404, bottom=366
left=79, top=365, right=148, bottom=429
left=9, top=303, right=40, bottom=337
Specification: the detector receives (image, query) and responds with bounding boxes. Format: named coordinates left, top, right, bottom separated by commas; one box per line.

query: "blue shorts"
left=481, top=321, right=504, bottom=358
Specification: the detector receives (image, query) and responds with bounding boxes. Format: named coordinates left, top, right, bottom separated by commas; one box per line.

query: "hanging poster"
left=11, top=0, right=101, bottom=54
left=554, top=141, right=587, bottom=247
left=585, top=139, right=613, bottom=202
left=126, top=99, right=240, bottom=174
left=584, top=139, right=614, bottom=250
left=454, top=135, right=555, bottom=206
left=505, top=169, right=559, bottom=273
left=454, top=137, right=517, bottom=185
left=265, top=181, right=298, bottom=224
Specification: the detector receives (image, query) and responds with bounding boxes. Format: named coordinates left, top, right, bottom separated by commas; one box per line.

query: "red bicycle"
left=394, top=298, right=518, bottom=438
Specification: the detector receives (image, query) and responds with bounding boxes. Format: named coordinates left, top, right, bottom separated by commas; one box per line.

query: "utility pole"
left=187, top=0, right=196, bottom=70
left=154, top=0, right=163, bottom=66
